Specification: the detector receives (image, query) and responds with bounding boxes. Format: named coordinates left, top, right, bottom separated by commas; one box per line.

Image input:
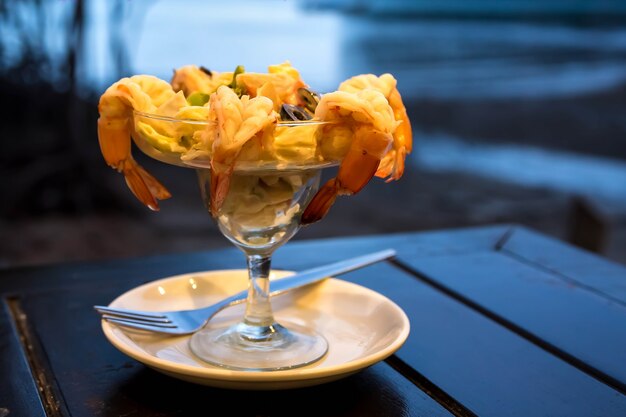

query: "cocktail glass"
left=132, top=111, right=336, bottom=371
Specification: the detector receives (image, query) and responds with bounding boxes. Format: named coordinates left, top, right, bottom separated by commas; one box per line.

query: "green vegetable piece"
left=229, top=65, right=245, bottom=89
left=229, top=65, right=247, bottom=97
left=187, top=92, right=210, bottom=106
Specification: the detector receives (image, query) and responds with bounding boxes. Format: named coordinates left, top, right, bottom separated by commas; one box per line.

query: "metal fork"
left=95, top=249, right=395, bottom=335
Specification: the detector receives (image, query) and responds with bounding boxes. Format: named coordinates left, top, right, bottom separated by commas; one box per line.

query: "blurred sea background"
left=2, top=0, right=626, bottom=267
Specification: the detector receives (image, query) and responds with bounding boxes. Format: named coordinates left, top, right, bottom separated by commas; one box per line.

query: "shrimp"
left=170, top=65, right=233, bottom=96
left=208, top=85, right=277, bottom=216
left=339, top=74, right=412, bottom=181
left=236, top=62, right=307, bottom=108
left=301, top=89, right=399, bottom=224
left=97, top=75, right=176, bottom=210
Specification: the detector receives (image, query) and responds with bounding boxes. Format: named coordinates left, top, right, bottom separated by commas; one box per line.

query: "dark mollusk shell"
left=280, top=104, right=313, bottom=121
left=297, top=88, right=320, bottom=113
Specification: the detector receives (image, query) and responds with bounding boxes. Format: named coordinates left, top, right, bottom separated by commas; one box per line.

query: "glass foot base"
left=189, top=321, right=328, bottom=371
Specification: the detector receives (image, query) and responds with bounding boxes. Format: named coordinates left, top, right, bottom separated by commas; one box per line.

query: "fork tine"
left=99, top=312, right=173, bottom=324
left=104, top=316, right=179, bottom=330
left=95, top=308, right=172, bottom=323
left=94, top=305, right=167, bottom=319
left=102, top=315, right=177, bottom=328
left=104, top=319, right=183, bottom=335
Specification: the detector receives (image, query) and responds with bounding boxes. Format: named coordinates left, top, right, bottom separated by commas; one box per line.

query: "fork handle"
left=213, top=248, right=397, bottom=309
left=269, top=249, right=395, bottom=296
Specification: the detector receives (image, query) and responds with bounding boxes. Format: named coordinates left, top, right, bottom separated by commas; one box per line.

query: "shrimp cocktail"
left=97, top=62, right=412, bottom=371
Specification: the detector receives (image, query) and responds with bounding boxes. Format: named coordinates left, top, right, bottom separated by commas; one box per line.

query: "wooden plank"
left=501, top=227, right=626, bottom=304
left=331, top=262, right=626, bottom=417
left=0, top=299, right=46, bottom=417
left=16, top=276, right=454, bottom=417
left=399, top=251, right=626, bottom=392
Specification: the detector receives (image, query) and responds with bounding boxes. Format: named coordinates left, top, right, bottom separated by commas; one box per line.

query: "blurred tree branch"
left=0, top=0, right=142, bottom=216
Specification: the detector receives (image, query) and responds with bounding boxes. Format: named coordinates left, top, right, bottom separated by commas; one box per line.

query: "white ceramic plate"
left=102, top=269, right=410, bottom=390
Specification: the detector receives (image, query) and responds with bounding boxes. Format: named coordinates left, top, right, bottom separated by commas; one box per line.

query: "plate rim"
left=101, top=269, right=410, bottom=382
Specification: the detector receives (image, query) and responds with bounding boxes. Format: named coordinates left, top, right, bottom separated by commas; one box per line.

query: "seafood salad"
left=97, top=62, right=412, bottom=224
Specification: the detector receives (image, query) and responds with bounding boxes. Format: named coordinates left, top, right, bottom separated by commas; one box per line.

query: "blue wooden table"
left=1, top=224, right=625, bottom=416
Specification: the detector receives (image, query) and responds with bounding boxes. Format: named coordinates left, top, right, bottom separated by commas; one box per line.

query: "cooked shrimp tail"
left=97, top=117, right=171, bottom=210
left=301, top=178, right=339, bottom=224
left=121, top=157, right=171, bottom=211
left=209, top=164, right=234, bottom=217
left=302, top=126, right=389, bottom=225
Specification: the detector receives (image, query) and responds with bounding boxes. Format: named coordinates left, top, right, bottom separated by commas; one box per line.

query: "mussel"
left=280, top=104, right=312, bottom=121
left=297, top=87, right=320, bottom=113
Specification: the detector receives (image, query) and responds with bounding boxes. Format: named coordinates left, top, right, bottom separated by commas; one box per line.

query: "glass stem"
left=239, top=254, right=277, bottom=340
